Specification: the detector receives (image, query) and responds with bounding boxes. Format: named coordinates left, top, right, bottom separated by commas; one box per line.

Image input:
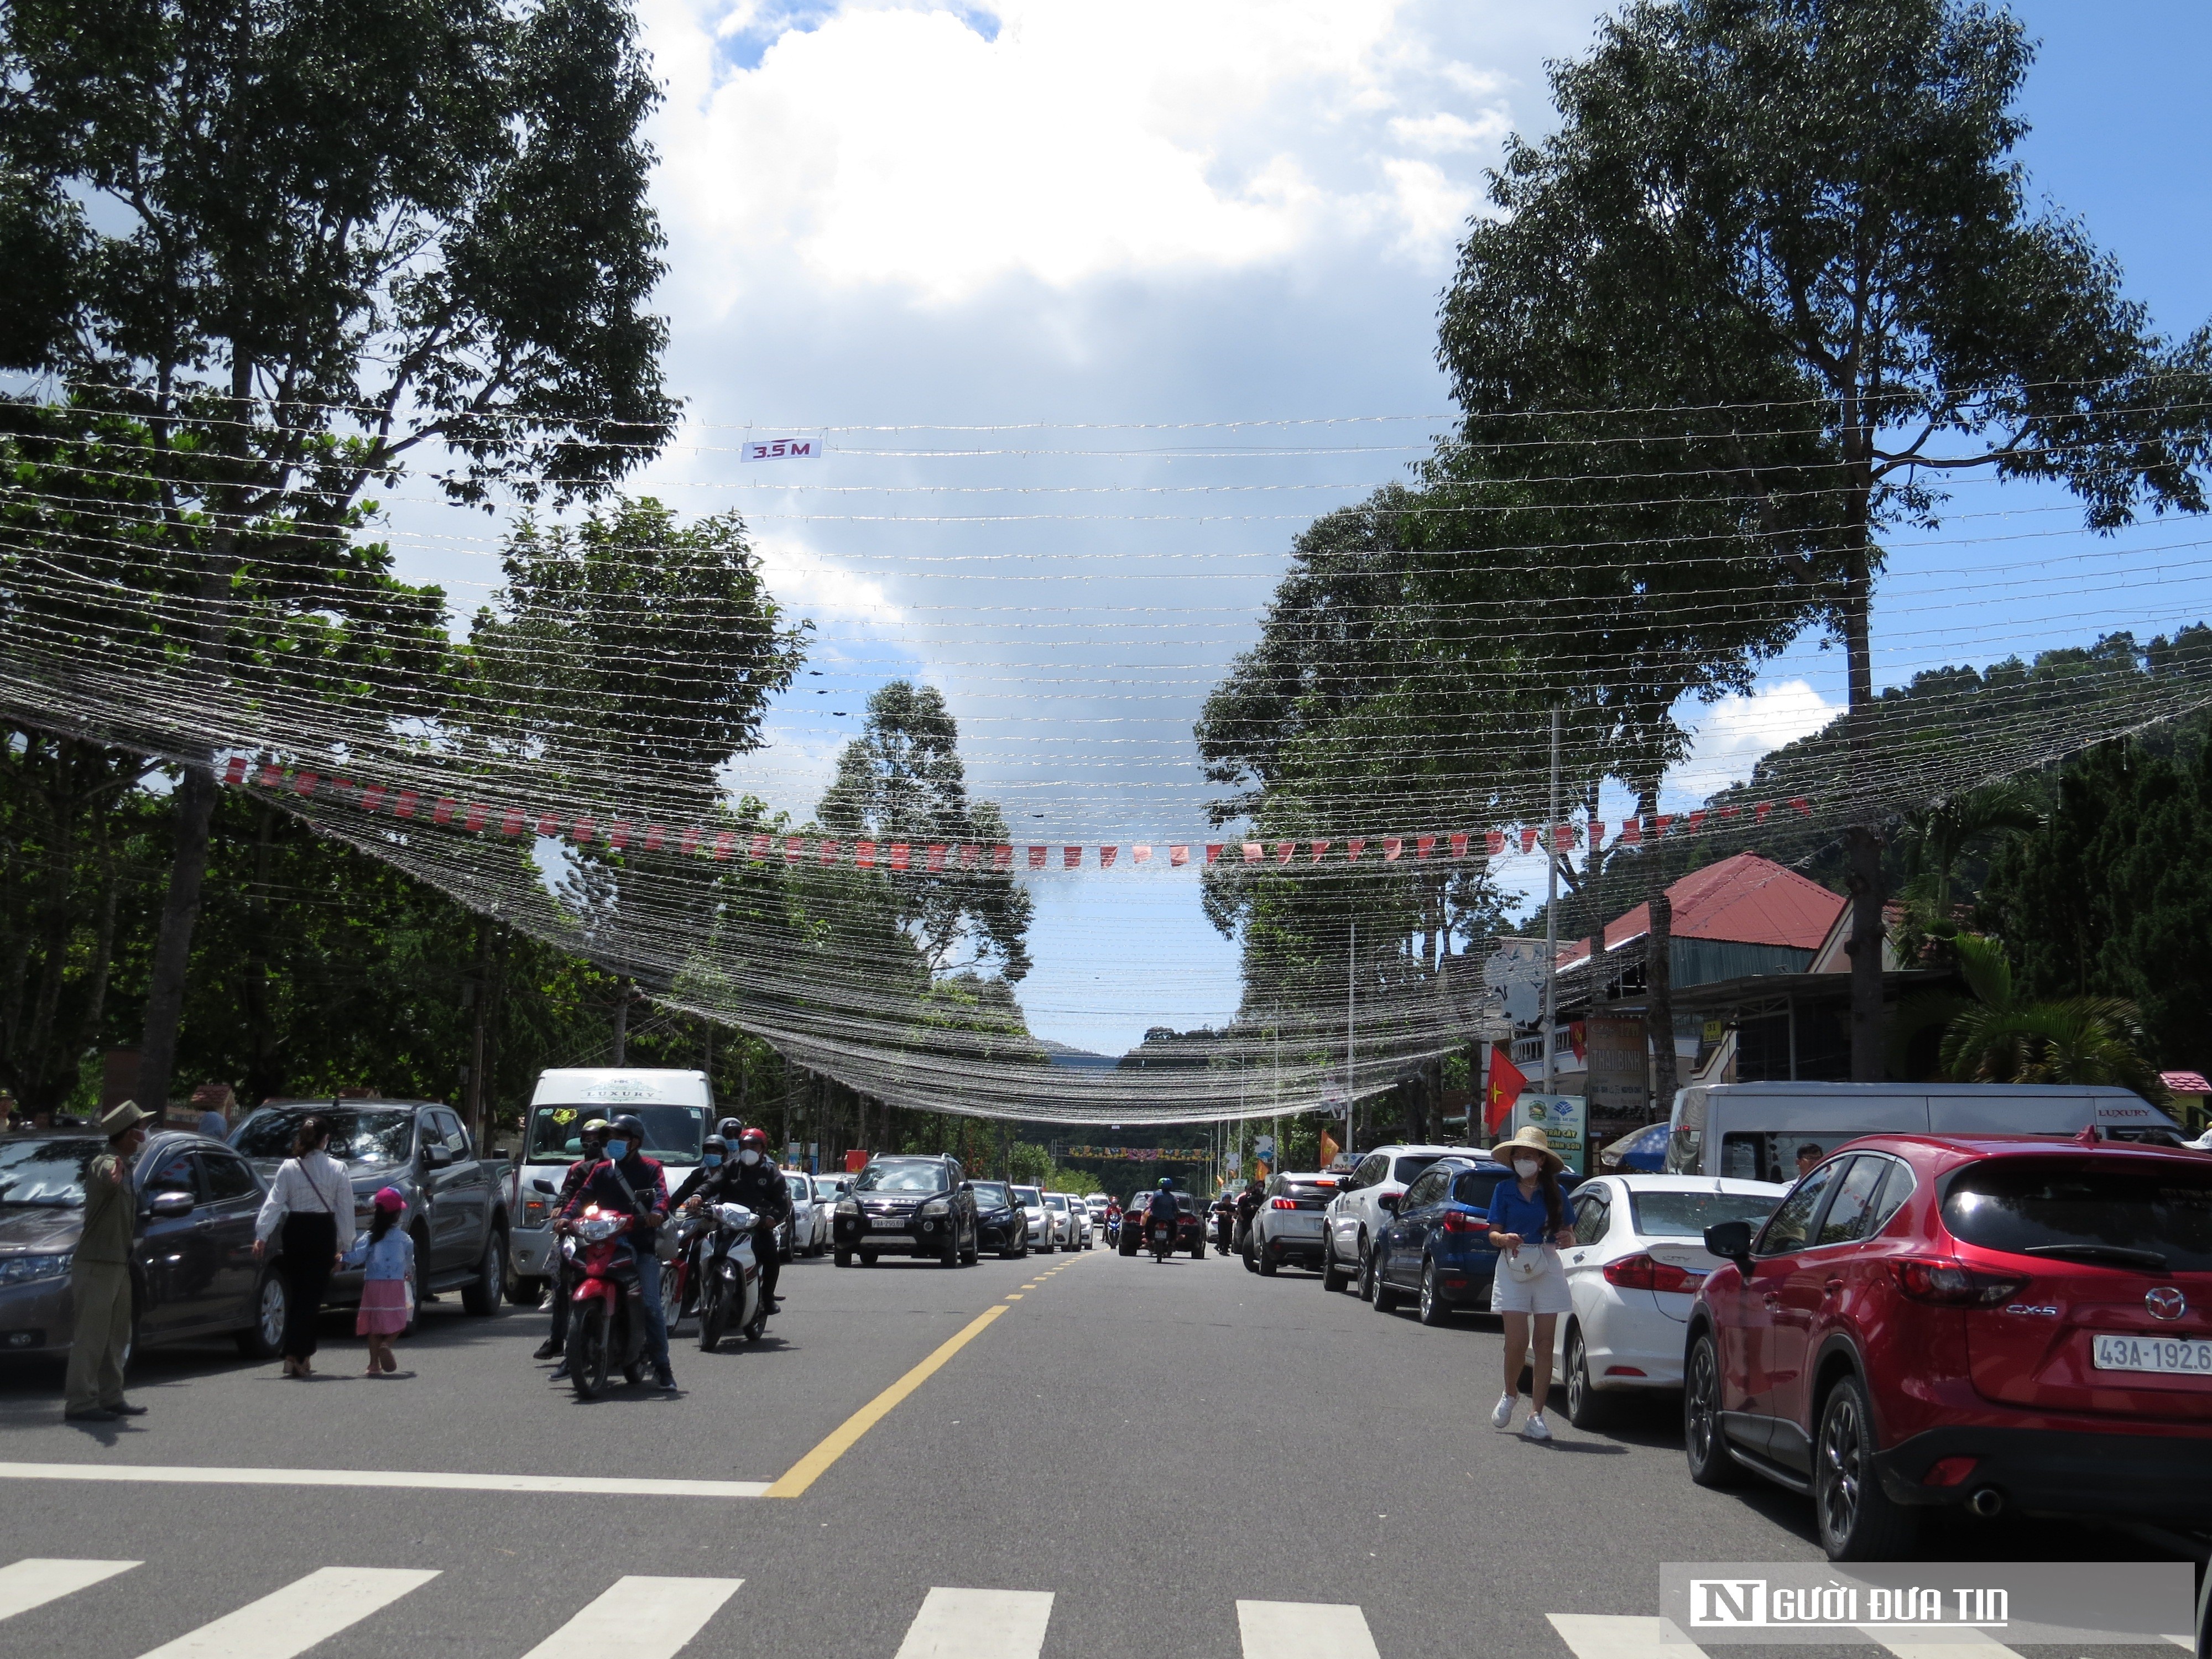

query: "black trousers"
left=757, top=1241, right=780, bottom=1304
left=279, top=1212, right=338, bottom=1359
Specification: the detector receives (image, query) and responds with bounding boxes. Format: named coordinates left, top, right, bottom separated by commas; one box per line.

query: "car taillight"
left=1439, top=1210, right=1489, bottom=1234
left=1270, top=1197, right=1298, bottom=1210
left=1603, top=1253, right=1702, bottom=1292
left=1892, top=1259, right=2027, bottom=1306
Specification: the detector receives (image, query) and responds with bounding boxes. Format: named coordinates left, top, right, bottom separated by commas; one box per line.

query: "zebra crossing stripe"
left=1235, top=1600, right=1381, bottom=1659
left=893, top=1588, right=1055, bottom=1659
left=134, top=1566, right=440, bottom=1659
left=1869, top=1636, right=2021, bottom=1659
left=1545, top=1614, right=1708, bottom=1659
left=518, top=1575, right=743, bottom=1659
left=0, top=1558, right=138, bottom=1623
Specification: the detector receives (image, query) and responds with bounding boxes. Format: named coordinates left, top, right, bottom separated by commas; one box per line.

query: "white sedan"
left=1011, top=1185, right=1054, bottom=1252
left=1546, top=1174, right=1789, bottom=1429
left=784, top=1172, right=830, bottom=1258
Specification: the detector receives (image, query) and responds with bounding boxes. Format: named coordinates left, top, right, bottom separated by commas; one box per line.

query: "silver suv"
left=1245, top=1170, right=1342, bottom=1276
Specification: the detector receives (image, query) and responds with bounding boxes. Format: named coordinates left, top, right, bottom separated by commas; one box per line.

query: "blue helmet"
left=1157, top=1176, right=1173, bottom=1191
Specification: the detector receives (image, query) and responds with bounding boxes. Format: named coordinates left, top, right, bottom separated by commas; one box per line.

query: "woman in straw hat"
left=1484, top=1125, right=1577, bottom=1441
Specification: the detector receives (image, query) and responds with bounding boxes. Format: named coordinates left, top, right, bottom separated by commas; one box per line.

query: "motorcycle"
left=694, top=1201, right=768, bottom=1353
left=562, top=1204, right=655, bottom=1400
left=1104, top=1212, right=1121, bottom=1248
left=1149, top=1214, right=1176, bottom=1262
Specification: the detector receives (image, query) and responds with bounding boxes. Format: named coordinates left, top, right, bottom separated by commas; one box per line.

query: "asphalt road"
left=0, top=1239, right=2194, bottom=1659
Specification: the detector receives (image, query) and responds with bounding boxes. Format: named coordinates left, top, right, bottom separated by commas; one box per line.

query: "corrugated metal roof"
left=1561, top=852, right=1846, bottom=963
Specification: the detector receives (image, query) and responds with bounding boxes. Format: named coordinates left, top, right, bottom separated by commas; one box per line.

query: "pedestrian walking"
left=253, top=1113, right=354, bottom=1378
left=1484, top=1125, right=1576, bottom=1442
left=63, top=1101, right=153, bottom=1423
left=345, top=1187, right=414, bottom=1376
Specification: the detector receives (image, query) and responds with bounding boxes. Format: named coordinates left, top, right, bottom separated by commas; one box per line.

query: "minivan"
left=1663, top=1082, right=2184, bottom=1181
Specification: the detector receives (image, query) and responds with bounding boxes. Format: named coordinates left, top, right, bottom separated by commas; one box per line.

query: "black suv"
left=833, top=1155, right=980, bottom=1267
left=968, top=1181, right=1030, bottom=1259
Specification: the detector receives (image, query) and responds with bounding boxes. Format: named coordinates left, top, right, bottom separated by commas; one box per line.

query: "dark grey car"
left=0, top=1130, right=286, bottom=1362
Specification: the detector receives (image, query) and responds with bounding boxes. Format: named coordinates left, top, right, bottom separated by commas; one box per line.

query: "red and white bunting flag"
left=856, top=839, right=876, bottom=868
left=992, top=844, right=1012, bottom=870
left=1415, top=834, right=1434, bottom=859
left=1686, top=810, right=1707, bottom=832
left=1098, top=846, right=1117, bottom=868
left=606, top=820, right=629, bottom=851
left=1274, top=841, right=1296, bottom=864
left=817, top=838, right=838, bottom=865
left=503, top=807, right=526, bottom=837
left=1754, top=802, right=1772, bottom=824
left=1206, top=843, right=1223, bottom=864
left=1310, top=839, right=1332, bottom=862
left=890, top=843, right=911, bottom=871
left=294, top=771, right=319, bottom=797
left=395, top=791, right=420, bottom=820
left=465, top=803, right=488, bottom=833
left=1062, top=845, right=1081, bottom=869
left=1242, top=842, right=1262, bottom=863
left=643, top=824, right=665, bottom=852
left=259, top=764, right=284, bottom=788
left=1347, top=838, right=1366, bottom=861
left=1383, top=837, right=1402, bottom=862
left=1449, top=832, right=1468, bottom=859
left=1029, top=845, right=1047, bottom=869
left=678, top=826, right=700, bottom=855
left=1170, top=844, right=1189, bottom=866
left=959, top=843, right=980, bottom=869
left=1791, top=796, right=1811, bottom=816
left=926, top=844, right=947, bottom=871
left=1618, top=817, right=1641, bottom=846
left=222, top=757, right=249, bottom=786
left=1133, top=844, right=1151, bottom=863
left=712, top=831, right=735, bottom=860
left=784, top=836, right=803, bottom=863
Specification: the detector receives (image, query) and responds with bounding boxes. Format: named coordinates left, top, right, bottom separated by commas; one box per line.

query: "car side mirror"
left=148, top=1190, right=195, bottom=1219
left=1377, top=1193, right=1400, bottom=1214
left=422, top=1143, right=453, bottom=1169
left=1704, top=1219, right=1755, bottom=1272
left=959, top=1181, right=973, bottom=1193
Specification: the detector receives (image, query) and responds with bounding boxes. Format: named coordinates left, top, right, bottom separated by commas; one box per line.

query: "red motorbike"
left=561, top=1204, right=653, bottom=1399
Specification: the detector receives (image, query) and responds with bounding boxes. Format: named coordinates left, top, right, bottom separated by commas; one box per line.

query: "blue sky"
left=379, top=0, right=2212, bottom=1056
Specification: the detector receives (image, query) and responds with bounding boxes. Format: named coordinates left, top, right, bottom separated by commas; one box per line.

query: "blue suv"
left=1368, top=1156, right=1582, bottom=1324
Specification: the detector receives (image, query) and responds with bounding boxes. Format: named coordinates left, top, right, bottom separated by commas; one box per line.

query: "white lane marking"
left=136, top=1566, right=439, bottom=1659
left=0, top=1558, right=139, bottom=1623
left=894, top=1588, right=1055, bottom=1659
left=1867, top=1635, right=2019, bottom=1659
left=519, top=1575, right=742, bottom=1659
left=1236, top=1600, right=1381, bottom=1659
left=0, top=1462, right=768, bottom=1499
left=1546, top=1614, right=1708, bottom=1659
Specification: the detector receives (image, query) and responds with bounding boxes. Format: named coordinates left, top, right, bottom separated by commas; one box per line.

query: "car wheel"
left=1815, top=1374, right=1919, bottom=1561
left=236, top=1269, right=288, bottom=1359
left=834, top=1247, right=853, bottom=1267
left=1258, top=1240, right=1279, bottom=1276
left=1355, top=1238, right=1379, bottom=1302
left=462, top=1229, right=505, bottom=1316
left=941, top=1233, right=961, bottom=1267
left=1564, top=1323, right=1614, bottom=1430
left=858, top=1250, right=878, bottom=1267
left=1371, top=1253, right=1401, bottom=1313
left=510, top=1276, right=545, bottom=1311
left=1190, top=1237, right=1206, bottom=1260
left=1417, top=1259, right=1449, bottom=1327
left=1119, top=1235, right=1136, bottom=1256
left=1319, top=1234, right=1348, bottom=1293
left=1684, top=1331, right=1746, bottom=1488
left=1242, top=1239, right=1259, bottom=1275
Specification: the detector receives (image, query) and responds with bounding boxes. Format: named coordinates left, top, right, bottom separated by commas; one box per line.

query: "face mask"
left=739, top=1149, right=761, bottom=1166
left=1514, top=1157, right=1541, bottom=1179
left=605, top=1141, right=630, bottom=1162
left=702, top=1154, right=723, bottom=1168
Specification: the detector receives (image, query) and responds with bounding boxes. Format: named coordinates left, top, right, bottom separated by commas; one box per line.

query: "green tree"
left=1936, top=934, right=2165, bottom=1100
left=1439, top=0, right=2212, bottom=1081
left=0, top=0, right=677, bottom=1109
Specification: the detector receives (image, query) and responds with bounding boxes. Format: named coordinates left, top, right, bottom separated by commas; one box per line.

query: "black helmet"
left=717, top=1117, right=743, bottom=1140
left=610, top=1114, right=645, bottom=1142
left=702, top=1134, right=729, bottom=1156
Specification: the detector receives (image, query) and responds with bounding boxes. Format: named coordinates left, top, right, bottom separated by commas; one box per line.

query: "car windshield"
left=234, top=1108, right=413, bottom=1165
left=1044, top=1194, right=1067, bottom=1211
left=1392, top=1156, right=1442, bottom=1183
left=1630, top=1190, right=1785, bottom=1239
left=1012, top=1186, right=1041, bottom=1205
left=0, top=1138, right=108, bottom=1207
left=971, top=1183, right=1011, bottom=1208
left=522, top=1104, right=708, bottom=1167
left=785, top=1176, right=810, bottom=1199
left=1942, top=1159, right=2212, bottom=1272
left=857, top=1162, right=950, bottom=1194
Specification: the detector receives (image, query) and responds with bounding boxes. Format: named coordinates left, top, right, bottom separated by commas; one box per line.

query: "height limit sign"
left=740, top=435, right=824, bottom=462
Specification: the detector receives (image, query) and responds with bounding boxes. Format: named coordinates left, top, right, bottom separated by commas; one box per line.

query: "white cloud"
left=643, top=0, right=1520, bottom=302
left=1672, top=679, right=1843, bottom=799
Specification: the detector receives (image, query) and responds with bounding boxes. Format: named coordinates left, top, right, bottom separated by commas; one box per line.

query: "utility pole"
left=1543, top=707, right=1561, bottom=1096
left=1346, top=920, right=1358, bottom=1159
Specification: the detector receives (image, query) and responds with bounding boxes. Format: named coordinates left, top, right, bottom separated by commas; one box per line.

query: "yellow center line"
left=764, top=1302, right=1011, bottom=1499
left=1005, top=1293, right=1022, bottom=1300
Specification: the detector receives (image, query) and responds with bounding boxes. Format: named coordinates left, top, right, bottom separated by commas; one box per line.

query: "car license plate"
left=871, top=1216, right=908, bottom=1229
left=2092, top=1334, right=2212, bottom=1375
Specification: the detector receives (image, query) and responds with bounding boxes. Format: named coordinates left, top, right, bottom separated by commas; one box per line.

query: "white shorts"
left=1488, top=1246, right=1572, bottom=1316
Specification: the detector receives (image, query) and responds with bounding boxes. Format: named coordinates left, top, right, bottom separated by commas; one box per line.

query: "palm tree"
left=1938, top=935, right=2167, bottom=1101
left=1893, top=782, right=2042, bottom=948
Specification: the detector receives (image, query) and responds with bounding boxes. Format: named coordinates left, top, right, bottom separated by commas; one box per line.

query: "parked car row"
left=1265, top=1084, right=2208, bottom=1563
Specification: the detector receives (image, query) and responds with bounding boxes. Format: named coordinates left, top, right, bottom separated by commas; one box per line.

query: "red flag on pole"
left=1485, top=1044, right=1527, bottom=1135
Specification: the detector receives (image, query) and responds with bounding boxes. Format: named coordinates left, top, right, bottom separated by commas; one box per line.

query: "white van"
left=1662, top=1081, right=2184, bottom=1181
left=507, top=1068, right=714, bottom=1302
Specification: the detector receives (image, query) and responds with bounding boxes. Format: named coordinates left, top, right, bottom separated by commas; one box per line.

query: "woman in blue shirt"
left=1485, top=1126, right=1575, bottom=1441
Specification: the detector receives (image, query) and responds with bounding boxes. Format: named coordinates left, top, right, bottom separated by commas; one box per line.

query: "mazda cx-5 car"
left=832, top=1155, right=979, bottom=1267
left=1683, top=1131, right=2212, bottom=1559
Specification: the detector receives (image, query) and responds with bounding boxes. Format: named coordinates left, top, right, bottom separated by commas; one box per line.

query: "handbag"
left=1502, top=1244, right=1552, bottom=1284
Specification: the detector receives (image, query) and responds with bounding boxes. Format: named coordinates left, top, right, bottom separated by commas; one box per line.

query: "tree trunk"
left=241, top=801, right=281, bottom=1102
left=24, top=738, right=77, bottom=1110
left=1841, top=536, right=1886, bottom=1080
left=1640, top=782, right=1678, bottom=1117
left=610, top=974, right=632, bottom=1065
left=135, top=759, right=220, bottom=1113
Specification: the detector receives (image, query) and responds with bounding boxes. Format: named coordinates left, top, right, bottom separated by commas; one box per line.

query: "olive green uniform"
left=65, top=1150, right=135, bottom=1414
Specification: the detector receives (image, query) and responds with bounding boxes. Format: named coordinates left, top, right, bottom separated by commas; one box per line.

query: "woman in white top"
left=253, top=1114, right=356, bottom=1378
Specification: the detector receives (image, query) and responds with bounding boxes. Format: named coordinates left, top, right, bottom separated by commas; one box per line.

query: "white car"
left=1246, top=1171, right=1342, bottom=1275
left=1059, top=1193, right=1091, bottom=1249
left=1545, top=1174, right=1790, bottom=1428
left=1321, top=1144, right=1468, bottom=1296
left=784, top=1172, right=830, bottom=1258
left=1042, top=1191, right=1081, bottom=1249
left=1085, top=1193, right=1111, bottom=1231
left=1011, top=1185, right=1054, bottom=1252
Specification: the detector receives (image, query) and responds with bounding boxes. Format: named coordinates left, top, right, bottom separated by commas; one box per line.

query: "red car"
left=1684, top=1130, right=2212, bottom=1559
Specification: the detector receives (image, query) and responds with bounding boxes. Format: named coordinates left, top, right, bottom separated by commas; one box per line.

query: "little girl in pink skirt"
left=349, top=1187, right=415, bottom=1376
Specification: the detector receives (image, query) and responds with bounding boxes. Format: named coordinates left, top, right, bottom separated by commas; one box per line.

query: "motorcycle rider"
left=667, top=1134, right=734, bottom=1318
left=560, top=1112, right=676, bottom=1390
left=535, top=1117, right=609, bottom=1365
left=1143, top=1175, right=1180, bottom=1252
left=1232, top=1176, right=1265, bottom=1254
left=717, top=1126, right=794, bottom=1313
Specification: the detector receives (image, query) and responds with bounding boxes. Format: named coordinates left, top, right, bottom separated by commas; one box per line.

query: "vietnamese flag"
left=1485, top=1044, right=1527, bottom=1135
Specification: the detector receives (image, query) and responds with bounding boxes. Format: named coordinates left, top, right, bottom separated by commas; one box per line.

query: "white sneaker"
left=1522, top=1412, right=1552, bottom=1442
left=1490, top=1392, right=1516, bottom=1428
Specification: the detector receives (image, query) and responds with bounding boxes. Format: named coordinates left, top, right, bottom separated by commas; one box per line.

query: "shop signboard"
left=1511, top=1093, right=1588, bottom=1176
left=1584, top=1015, right=1650, bottom=1119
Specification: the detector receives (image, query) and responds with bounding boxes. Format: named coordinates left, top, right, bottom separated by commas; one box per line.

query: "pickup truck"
left=230, top=1099, right=512, bottom=1332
